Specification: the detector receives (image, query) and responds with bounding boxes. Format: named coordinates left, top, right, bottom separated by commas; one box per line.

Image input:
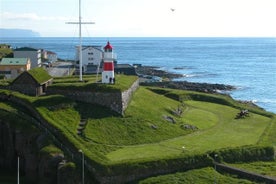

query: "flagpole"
left=79, top=0, right=83, bottom=81
left=66, top=0, right=94, bottom=81
left=17, top=156, right=19, bottom=184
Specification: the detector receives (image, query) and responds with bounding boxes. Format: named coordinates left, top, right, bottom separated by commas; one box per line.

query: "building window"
left=0, top=71, right=11, bottom=74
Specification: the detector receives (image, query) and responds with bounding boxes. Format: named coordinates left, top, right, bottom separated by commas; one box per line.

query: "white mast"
left=79, top=0, right=82, bottom=81
left=17, top=156, right=19, bottom=184
left=66, top=0, right=94, bottom=81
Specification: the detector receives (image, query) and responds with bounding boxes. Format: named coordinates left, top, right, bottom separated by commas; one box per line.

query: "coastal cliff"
left=0, top=28, right=40, bottom=37
left=0, top=113, right=79, bottom=183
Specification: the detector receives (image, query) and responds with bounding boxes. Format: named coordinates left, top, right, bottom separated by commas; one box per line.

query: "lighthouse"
left=102, top=41, right=115, bottom=84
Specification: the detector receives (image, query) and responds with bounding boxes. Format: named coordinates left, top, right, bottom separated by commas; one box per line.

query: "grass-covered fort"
left=0, top=72, right=275, bottom=183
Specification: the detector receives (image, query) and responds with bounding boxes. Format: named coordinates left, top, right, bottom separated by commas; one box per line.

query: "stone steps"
left=77, top=119, right=87, bottom=135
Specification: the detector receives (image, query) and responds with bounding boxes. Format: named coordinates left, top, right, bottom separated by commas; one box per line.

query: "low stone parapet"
left=215, top=162, right=276, bottom=183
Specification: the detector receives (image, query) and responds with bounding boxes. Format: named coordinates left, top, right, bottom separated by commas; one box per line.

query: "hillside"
left=0, top=75, right=275, bottom=183
left=0, top=28, right=40, bottom=37
left=0, top=44, right=13, bottom=59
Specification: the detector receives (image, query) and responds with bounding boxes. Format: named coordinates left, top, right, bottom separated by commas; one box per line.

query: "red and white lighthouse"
left=102, top=41, right=115, bottom=84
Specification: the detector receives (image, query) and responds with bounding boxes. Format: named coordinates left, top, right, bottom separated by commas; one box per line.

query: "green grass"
left=228, top=161, right=276, bottom=177
left=83, top=87, right=216, bottom=149
left=53, top=75, right=99, bottom=83
left=0, top=46, right=13, bottom=59
left=105, top=99, right=271, bottom=164
left=0, top=103, right=38, bottom=132
left=0, top=84, right=275, bottom=169
left=40, top=144, right=63, bottom=156
left=139, top=167, right=256, bottom=184
left=0, top=78, right=12, bottom=86
left=50, top=74, right=138, bottom=92
left=59, top=86, right=273, bottom=165
left=0, top=102, right=17, bottom=112
left=0, top=100, right=59, bottom=184
left=26, top=67, right=52, bottom=84
left=84, top=87, right=193, bottom=144
left=180, top=107, right=218, bottom=129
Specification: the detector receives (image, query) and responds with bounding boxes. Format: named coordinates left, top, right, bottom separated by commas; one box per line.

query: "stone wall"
left=48, top=89, right=123, bottom=113
left=9, top=84, right=38, bottom=96
left=216, top=162, right=276, bottom=183
left=47, top=79, right=140, bottom=114
left=121, top=79, right=140, bottom=112
left=97, top=155, right=213, bottom=184
left=1, top=78, right=140, bottom=114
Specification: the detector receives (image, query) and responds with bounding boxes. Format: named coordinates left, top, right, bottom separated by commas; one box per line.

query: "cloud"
left=2, top=12, right=39, bottom=20
left=2, top=12, right=70, bottom=21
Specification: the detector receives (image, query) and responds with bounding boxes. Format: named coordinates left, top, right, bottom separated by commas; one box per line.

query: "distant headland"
left=0, top=28, right=40, bottom=37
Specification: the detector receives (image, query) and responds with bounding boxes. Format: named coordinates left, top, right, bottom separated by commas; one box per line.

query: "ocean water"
left=1, top=37, right=276, bottom=113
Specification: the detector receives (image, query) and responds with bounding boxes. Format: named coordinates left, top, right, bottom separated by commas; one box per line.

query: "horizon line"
left=1, top=36, right=276, bottom=38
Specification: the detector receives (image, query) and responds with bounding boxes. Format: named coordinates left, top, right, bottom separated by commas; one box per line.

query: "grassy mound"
left=5, top=84, right=274, bottom=163
left=50, top=74, right=138, bottom=92
left=105, top=92, right=272, bottom=164
left=1, top=78, right=275, bottom=181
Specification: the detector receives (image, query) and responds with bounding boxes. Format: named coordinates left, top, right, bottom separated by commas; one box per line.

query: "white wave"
left=251, top=99, right=258, bottom=103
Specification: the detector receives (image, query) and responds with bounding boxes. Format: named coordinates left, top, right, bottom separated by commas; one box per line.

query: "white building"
left=75, top=45, right=103, bottom=67
left=13, top=47, right=42, bottom=68
left=46, top=51, right=58, bottom=63
left=75, top=45, right=117, bottom=73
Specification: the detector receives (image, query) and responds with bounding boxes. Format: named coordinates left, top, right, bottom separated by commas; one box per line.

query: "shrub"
left=209, top=145, right=275, bottom=163
left=106, top=153, right=213, bottom=176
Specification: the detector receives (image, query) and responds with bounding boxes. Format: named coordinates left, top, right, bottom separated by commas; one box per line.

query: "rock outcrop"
left=0, top=116, right=79, bottom=183
left=141, top=81, right=235, bottom=93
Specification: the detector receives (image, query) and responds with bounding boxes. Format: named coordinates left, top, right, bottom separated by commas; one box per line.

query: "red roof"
left=104, top=41, right=113, bottom=50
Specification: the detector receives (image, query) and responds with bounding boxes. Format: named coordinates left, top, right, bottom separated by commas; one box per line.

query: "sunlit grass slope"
left=106, top=98, right=271, bottom=164
left=1, top=78, right=275, bottom=166
left=36, top=85, right=274, bottom=164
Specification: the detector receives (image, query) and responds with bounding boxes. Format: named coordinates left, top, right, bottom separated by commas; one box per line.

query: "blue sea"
left=1, top=37, right=276, bottom=113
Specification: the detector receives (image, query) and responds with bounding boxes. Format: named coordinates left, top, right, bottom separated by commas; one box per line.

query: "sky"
left=1, top=0, right=276, bottom=37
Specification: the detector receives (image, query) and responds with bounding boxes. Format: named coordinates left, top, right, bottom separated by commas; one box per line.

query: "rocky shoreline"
left=136, top=65, right=235, bottom=93
left=135, top=65, right=183, bottom=80
left=141, top=81, right=235, bottom=93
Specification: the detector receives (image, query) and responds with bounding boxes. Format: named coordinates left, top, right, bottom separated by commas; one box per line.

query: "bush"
left=209, top=145, right=275, bottom=163
left=106, top=153, right=214, bottom=177
left=0, top=75, right=5, bottom=80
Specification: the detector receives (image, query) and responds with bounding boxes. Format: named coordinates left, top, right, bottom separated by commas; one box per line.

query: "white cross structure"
left=66, top=0, right=95, bottom=81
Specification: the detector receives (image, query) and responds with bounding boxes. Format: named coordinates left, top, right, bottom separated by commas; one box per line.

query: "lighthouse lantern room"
left=102, top=41, right=115, bottom=84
